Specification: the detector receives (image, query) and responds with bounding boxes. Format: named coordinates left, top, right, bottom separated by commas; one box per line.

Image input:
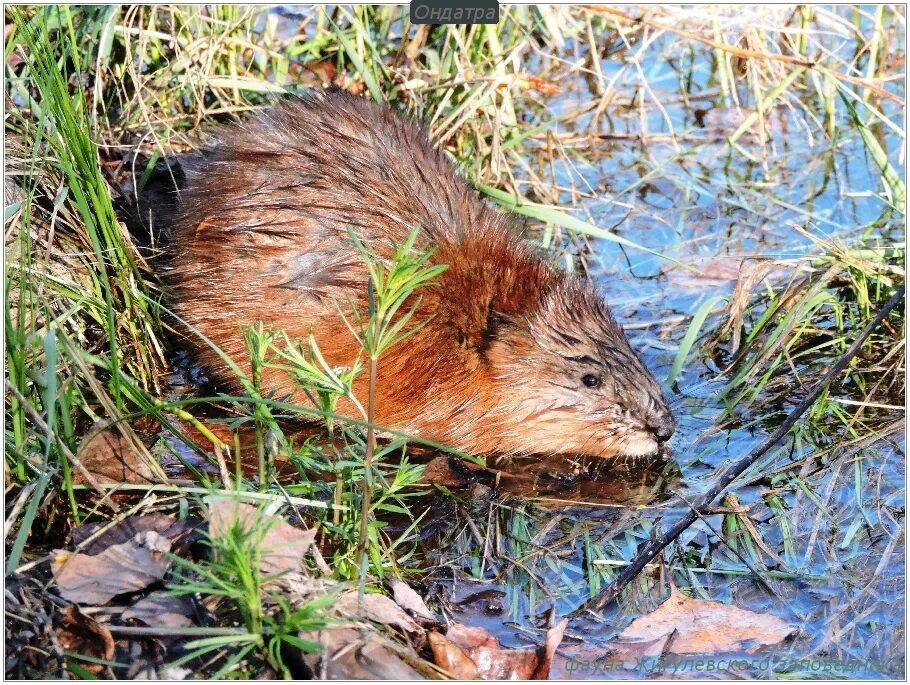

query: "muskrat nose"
left=648, top=412, right=676, bottom=443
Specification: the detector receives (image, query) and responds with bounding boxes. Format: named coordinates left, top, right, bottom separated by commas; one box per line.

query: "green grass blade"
left=6, top=469, right=53, bottom=574
left=667, top=295, right=727, bottom=386
left=837, top=85, right=906, bottom=214
left=476, top=183, right=689, bottom=268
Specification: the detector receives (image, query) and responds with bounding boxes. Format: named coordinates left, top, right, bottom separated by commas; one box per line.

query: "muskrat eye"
left=582, top=374, right=601, bottom=388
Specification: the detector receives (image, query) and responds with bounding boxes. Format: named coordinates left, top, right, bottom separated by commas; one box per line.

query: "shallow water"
left=162, top=6, right=905, bottom=678
left=402, top=8, right=904, bottom=678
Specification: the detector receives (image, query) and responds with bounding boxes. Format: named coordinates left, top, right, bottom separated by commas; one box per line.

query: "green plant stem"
left=257, top=425, right=266, bottom=493
left=356, top=355, right=378, bottom=612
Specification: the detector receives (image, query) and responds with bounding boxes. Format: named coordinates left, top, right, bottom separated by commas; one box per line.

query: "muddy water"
left=161, top=6, right=905, bottom=679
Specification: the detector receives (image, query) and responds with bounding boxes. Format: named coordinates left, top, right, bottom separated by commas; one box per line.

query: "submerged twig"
left=581, top=283, right=905, bottom=613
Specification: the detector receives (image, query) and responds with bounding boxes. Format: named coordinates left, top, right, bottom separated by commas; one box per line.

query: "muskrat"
left=169, top=91, right=675, bottom=458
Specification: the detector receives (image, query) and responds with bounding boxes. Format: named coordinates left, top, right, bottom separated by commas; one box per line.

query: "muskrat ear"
left=455, top=298, right=509, bottom=353
left=478, top=300, right=509, bottom=352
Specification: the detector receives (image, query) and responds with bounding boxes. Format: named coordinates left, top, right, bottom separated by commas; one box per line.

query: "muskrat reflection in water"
left=486, top=453, right=681, bottom=504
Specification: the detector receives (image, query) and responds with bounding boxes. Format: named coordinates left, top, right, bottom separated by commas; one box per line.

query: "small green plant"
left=320, top=442, right=427, bottom=581
left=340, top=226, right=447, bottom=601
left=268, top=332, right=364, bottom=436
left=168, top=504, right=334, bottom=679
left=221, top=227, right=444, bottom=585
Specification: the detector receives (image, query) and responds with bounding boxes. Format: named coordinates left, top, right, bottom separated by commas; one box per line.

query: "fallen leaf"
left=430, top=621, right=567, bottom=680
left=122, top=591, right=195, bottom=628
left=617, top=587, right=796, bottom=655
left=428, top=631, right=478, bottom=679
left=389, top=579, right=436, bottom=625
left=275, top=573, right=426, bottom=638
left=445, top=623, right=500, bottom=651
left=301, top=627, right=427, bottom=679
left=52, top=531, right=172, bottom=605
left=273, top=571, right=336, bottom=606
left=75, top=425, right=156, bottom=485
left=474, top=645, right=539, bottom=680
left=56, top=606, right=114, bottom=676
left=432, top=624, right=536, bottom=680
left=532, top=618, right=569, bottom=679
left=71, top=514, right=199, bottom=557
left=207, top=499, right=317, bottom=576
left=336, top=591, right=422, bottom=636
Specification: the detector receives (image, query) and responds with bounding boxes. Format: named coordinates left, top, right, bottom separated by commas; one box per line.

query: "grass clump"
left=167, top=506, right=332, bottom=679
left=710, top=237, right=904, bottom=439
left=5, top=6, right=168, bottom=534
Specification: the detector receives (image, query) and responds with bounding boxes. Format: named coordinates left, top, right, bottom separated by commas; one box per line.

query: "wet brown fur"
left=169, top=92, right=675, bottom=458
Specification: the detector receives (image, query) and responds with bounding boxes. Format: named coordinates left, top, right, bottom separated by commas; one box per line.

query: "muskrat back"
left=170, top=91, right=675, bottom=458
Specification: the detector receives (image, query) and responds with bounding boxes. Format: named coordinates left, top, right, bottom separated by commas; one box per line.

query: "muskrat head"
left=486, top=282, right=676, bottom=459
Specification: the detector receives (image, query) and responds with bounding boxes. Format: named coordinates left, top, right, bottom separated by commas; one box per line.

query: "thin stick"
left=582, top=283, right=905, bottom=613
left=106, top=625, right=246, bottom=638
left=68, top=483, right=343, bottom=510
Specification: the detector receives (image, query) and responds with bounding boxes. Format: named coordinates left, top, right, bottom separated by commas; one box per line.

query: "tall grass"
left=5, top=6, right=166, bottom=534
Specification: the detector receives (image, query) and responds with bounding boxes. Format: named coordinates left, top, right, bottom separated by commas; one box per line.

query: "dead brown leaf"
left=52, top=531, right=172, bottom=605
left=428, top=631, right=479, bottom=679
left=70, top=514, right=199, bottom=557
left=207, top=499, right=317, bottom=576
left=336, top=591, right=423, bottom=636
left=122, top=591, right=196, bottom=628
left=532, top=618, right=569, bottom=679
left=389, top=579, right=436, bottom=625
left=431, top=624, right=536, bottom=679
left=301, top=627, right=428, bottom=679
left=617, top=587, right=796, bottom=655
left=56, top=606, right=114, bottom=676
left=430, top=620, right=568, bottom=680
left=445, top=622, right=500, bottom=651
left=75, top=425, right=156, bottom=485
left=724, top=261, right=774, bottom=351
